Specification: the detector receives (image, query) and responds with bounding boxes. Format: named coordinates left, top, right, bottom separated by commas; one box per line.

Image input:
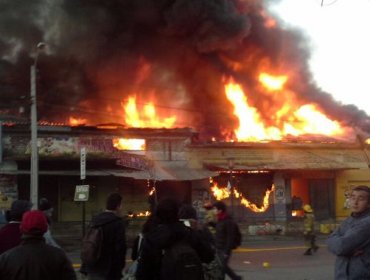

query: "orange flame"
left=69, top=117, right=87, bottom=126
left=209, top=178, right=275, bottom=213
left=113, top=138, right=145, bottom=151
left=258, top=73, right=287, bottom=91
left=127, top=211, right=151, bottom=218
left=224, top=74, right=347, bottom=142
left=122, top=96, right=176, bottom=128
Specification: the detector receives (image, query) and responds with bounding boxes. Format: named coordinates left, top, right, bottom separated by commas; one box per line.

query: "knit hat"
left=20, top=210, right=48, bottom=235
left=303, top=204, right=313, bottom=213
left=8, top=200, right=33, bottom=221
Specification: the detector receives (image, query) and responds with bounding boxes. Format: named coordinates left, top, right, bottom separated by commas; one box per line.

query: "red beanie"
left=20, top=210, right=48, bottom=234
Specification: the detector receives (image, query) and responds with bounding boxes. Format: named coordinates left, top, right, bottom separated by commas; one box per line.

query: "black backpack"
left=231, top=221, right=242, bottom=249
left=162, top=240, right=204, bottom=280
left=81, top=225, right=104, bottom=265
left=81, top=217, right=122, bottom=265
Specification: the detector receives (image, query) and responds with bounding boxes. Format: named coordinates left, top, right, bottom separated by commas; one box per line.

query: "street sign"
left=80, top=147, right=86, bottom=180
left=74, top=185, right=89, bottom=201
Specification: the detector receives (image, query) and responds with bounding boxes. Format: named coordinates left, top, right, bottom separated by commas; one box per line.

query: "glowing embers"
left=122, top=96, right=176, bottom=128
left=112, top=138, right=145, bottom=151
left=209, top=177, right=275, bottom=213
left=224, top=73, right=347, bottom=142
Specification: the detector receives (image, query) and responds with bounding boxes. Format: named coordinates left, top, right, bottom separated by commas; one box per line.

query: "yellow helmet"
left=303, top=204, right=313, bottom=213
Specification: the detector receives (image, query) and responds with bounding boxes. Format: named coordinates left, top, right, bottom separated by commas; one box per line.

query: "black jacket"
left=84, top=211, right=127, bottom=280
left=136, top=221, right=214, bottom=280
left=0, top=235, right=76, bottom=280
left=215, top=214, right=237, bottom=255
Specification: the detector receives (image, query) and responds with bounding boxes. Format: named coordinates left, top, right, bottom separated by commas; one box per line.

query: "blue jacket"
left=327, top=209, right=370, bottom=280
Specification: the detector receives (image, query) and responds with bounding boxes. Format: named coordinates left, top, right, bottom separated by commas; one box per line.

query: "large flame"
left=225, top=73, right=347, bottom=142
left=210, top=177, right=275, bottom=213
left=113, top=138, right=145, bottom=151
left=122, top=96, right=176, bottom=128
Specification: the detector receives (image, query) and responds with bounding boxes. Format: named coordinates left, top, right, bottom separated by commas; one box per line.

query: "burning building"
left=1, top=1, right=370, bottom=232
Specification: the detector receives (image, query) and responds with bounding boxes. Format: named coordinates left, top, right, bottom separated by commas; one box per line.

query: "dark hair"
left=106, top=193, right=122, bottom=210
left=8, top=200, right=33, bottom=222
left=213, top=201, right=227, bottom=212
left=178, top=204, right=197, bottom=220
left=155, top=198, right=179, bottom=224
left=142, top=215, right=159, bottom=234
left=352, top=185, right=370, bottom=201
left=39, top=198, right=52, bottom=211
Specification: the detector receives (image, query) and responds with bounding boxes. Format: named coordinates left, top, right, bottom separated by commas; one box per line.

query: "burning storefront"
left=1, top=1, right=370, bottom=231
left=0, top=123, right=216, bottom=222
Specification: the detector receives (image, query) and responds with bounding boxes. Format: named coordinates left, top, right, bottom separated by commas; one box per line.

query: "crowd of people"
left=0, top=185, right=369, bottom=280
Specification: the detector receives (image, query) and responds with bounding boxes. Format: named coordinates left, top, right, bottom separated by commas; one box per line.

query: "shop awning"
left=113, top=160, right=218, bottom=181
left=4, top=161, right=217, bottom=181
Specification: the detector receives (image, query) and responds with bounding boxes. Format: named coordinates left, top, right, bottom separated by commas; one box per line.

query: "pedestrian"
left=131, top=214, right=159, bottom=261
left=0, top=199, right=32, bottom=254
left=0, top=210, right=76, bottom=280
left=302, top=204, right=319, bottom=255
left=39, top=197, right=61, bottom=248
left=178, top=204, right=222, bottom=280
left=213, top=201, right=243, bottom=280
left=178, top=203, right=215, bottom=246
left=327, top=185, right=370, bottom=279
left=81, top=192, right=127, bottom=280
left=135, top=198, right=214, bottom=280
left=123, top=215, right=159, bottom=280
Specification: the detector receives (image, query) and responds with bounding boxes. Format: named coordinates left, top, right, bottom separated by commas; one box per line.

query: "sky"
left=268, top=0, right=370, bottom=116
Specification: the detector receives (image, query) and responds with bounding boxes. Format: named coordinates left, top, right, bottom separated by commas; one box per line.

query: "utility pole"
left=228, top=157, right=235, bottom=215
left=30, top=42, right=46, bottom=208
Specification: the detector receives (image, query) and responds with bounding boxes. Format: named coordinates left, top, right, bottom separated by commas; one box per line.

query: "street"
left=71, top=235, right=336, bottom=280
left=228, top=236, right=335, bottom=280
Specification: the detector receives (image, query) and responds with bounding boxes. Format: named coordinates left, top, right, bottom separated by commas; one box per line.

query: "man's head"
left=213, top=201, right=227, bottom=213
left=155, top=198, right=179, bottom=224
left=7, top=200, right=33, bottom=222
left=20, top=210, right=48, bottom=235
left=178, top=204, right=197, bottom=220
left=350, top=185, right=370, bottom=214
left=39, top=198, right=52, bottom=211
left=106, top=193, right=122, bottom=211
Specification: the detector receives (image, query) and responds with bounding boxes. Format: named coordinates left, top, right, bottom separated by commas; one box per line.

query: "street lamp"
left=30, top=42, right=46, bottom=208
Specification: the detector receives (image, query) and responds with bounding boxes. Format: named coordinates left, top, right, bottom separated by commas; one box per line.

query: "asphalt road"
left=71, top=235, right=336, bottom=280
left=228, top=236, right=335, bottom=280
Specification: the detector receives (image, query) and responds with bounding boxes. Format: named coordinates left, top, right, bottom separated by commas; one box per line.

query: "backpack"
left=231, top=221, right=242, bottom=249
left=162, top=240, right=204, bottom=280
left=81, top=225, right=103, bottom=265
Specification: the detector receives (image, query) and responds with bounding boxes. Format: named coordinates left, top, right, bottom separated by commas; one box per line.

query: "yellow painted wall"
left=335, top=169, right=370, bottom=220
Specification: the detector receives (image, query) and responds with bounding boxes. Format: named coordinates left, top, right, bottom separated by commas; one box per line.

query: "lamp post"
left=30, top=42, right=46, bottom=208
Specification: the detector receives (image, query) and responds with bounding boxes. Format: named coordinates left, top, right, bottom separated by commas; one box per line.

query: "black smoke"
left=0, top=0, right=369, bottom=138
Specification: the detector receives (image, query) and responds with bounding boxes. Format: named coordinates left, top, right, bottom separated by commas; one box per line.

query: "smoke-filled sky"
left=1, top=0, right=369, bottom=139
left=268, top=0, right=370, bottom=116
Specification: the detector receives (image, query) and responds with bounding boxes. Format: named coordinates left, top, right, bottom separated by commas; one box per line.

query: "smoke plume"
left=0, top=0, right=369, bottom=139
